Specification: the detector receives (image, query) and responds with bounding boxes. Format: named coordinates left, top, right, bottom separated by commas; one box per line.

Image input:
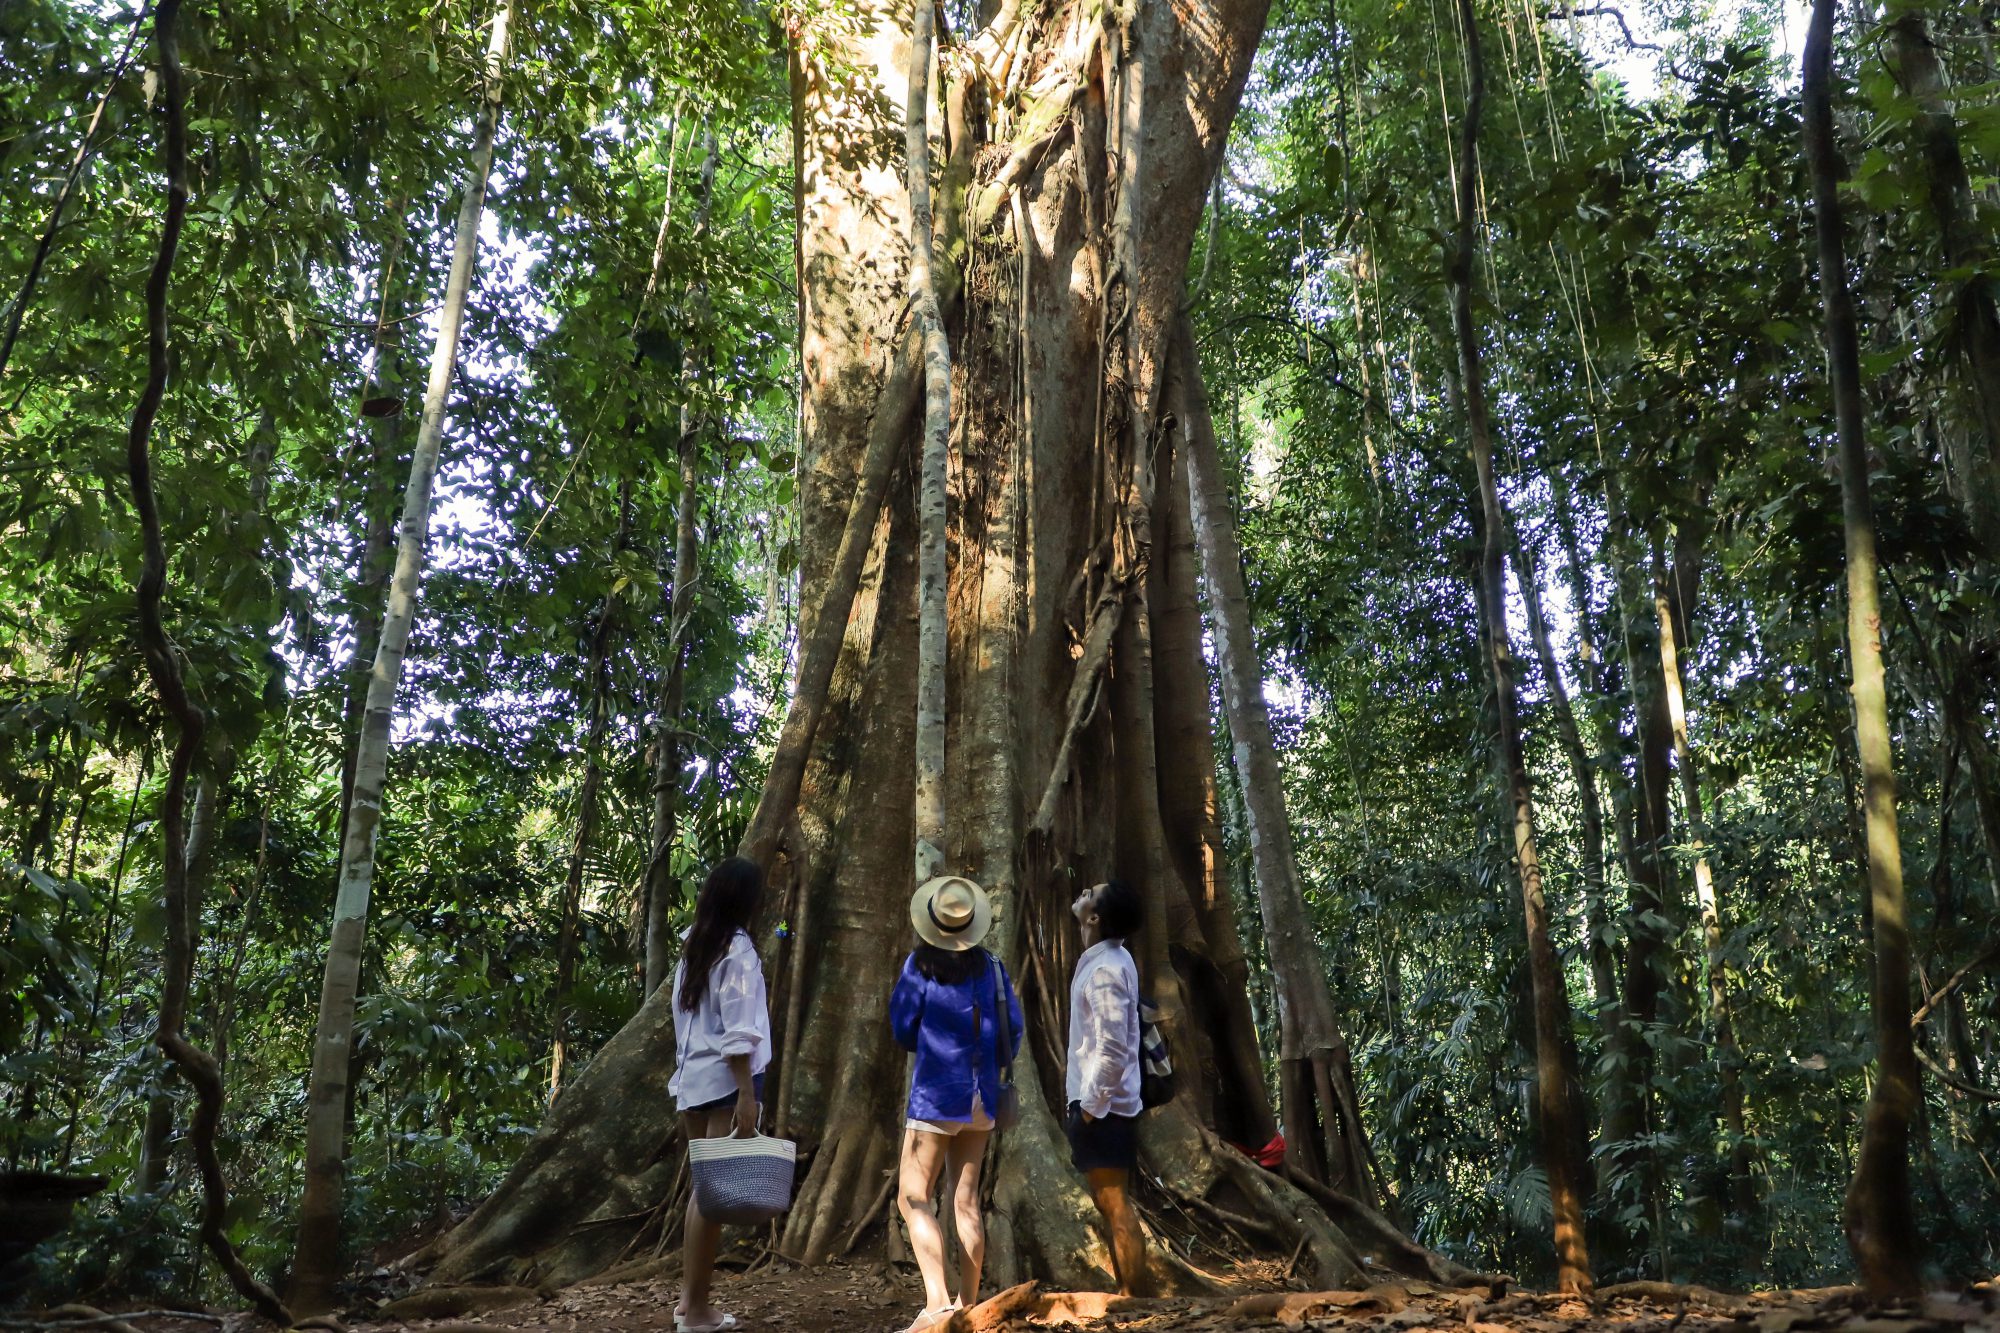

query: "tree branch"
left=1541, top=6, right=1662, bottom=51
left=0, top=4, right=152, bottom=382
left=1911, top=939, right=2000, bottom=1031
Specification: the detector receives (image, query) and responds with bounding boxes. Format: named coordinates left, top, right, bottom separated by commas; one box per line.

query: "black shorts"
left=1066, top=1101, right=1139, bottom=1174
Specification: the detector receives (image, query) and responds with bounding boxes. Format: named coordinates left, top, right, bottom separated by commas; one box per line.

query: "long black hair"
left=912, top=942, right=989, bottom=985
left=677, top=856, right=765, bottom=1013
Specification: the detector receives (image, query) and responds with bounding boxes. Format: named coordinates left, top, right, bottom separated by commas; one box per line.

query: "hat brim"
left=910, top=875, right=993, bottom=951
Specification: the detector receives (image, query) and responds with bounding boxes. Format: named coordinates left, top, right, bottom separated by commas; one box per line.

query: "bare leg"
left=897, top=1127, right=953, bottom=1318
left=1086, top=1166, right=1147, bottom=1297
left=946, top=1129, right=992, bottom=1308
left=678, top=1107, right=735, bottom=1325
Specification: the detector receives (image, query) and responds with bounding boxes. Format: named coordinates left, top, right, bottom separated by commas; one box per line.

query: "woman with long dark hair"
left=668, top=856, right=767, bottom=1333
left=887, top=875, right=1023, bottom=1333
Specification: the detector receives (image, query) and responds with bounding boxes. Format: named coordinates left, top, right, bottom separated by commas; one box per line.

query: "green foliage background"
left=1, top=0, right=1995, bottom=1305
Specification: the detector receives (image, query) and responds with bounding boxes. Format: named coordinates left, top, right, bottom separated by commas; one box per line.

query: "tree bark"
left=1649, top=547, right=1751, bottom=1214
left=1150, top=436, right=1278, bottom=1150
left=1804, top=0, right=1924, bottom=1295
left=734, top=325, right=920, bottom=873
left=642, top=126, right=718, bottom=997
left=1512, top=527, right=1618, bottom=1039
left=122, top=2, right=287, bottom=1319
left=1173, top=321, right=1377, bottom=1199
left=908, top=0, right=951, bottom=887
left=1444, top=0, right=1592, bottom=1294
left=291, top=3, right=514, bottom=1310
left=339, top=228, right=413, bottom=858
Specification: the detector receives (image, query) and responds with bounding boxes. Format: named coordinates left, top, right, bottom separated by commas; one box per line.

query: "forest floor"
left=42, top=1262, right=2000, bottom=1333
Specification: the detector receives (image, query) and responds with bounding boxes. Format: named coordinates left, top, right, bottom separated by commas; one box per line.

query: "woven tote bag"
left=688, top=1133, right=798, bottom=1225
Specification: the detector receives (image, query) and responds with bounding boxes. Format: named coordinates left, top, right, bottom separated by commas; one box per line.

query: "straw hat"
left=910, top=875, right=993, bottom=952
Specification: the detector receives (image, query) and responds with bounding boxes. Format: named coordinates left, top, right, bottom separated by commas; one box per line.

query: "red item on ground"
left=1254, top=1133, right=1287, bottom=1168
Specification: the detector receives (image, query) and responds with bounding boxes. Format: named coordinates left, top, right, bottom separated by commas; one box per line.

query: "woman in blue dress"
left=888, top=875, right=1024, bottom=1333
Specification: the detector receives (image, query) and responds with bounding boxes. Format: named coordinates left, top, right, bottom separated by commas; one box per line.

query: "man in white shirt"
left=1066, top=878, right=1147, bottom=1296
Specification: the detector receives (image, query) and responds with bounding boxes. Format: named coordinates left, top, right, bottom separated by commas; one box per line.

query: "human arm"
left=726, top=1053, right=757, bottom=1136
left=1079, top=960, right=1135, bottom=1120
left=713, top=936, right=766, bottom=1136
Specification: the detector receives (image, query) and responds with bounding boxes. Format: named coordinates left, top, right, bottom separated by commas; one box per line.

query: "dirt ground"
left=38, top=1265, right=2000, bottom=1333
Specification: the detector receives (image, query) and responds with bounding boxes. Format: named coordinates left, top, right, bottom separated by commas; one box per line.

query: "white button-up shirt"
left=668, top=929, right=771, bottom=1110
left=1066, top=939, right=1143, bottom=1118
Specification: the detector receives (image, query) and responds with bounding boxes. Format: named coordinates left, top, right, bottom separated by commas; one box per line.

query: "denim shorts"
left=684, top=1071, right=765, bottom=1115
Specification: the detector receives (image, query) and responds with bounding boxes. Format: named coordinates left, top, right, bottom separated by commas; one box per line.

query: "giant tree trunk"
left=290, top=3, right=514, bottom=1311
left=1173, top=323, right=1379, bottom=1199
left=1803, top=0, right=1924, bottom=1296
left=415, top=0, right=1477, bottom=1296
left=1445, top=0, right=1592, bottom=1295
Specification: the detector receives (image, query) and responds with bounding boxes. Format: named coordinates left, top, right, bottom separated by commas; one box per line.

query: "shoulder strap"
left=989, top=951, right=1014, bottom=1080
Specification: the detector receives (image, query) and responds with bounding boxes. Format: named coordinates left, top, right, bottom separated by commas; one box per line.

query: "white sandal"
left=675, top=1313, right=740, bottom=1332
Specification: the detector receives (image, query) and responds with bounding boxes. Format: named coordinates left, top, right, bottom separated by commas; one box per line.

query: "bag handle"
left=989, top=951, right=1014, bottom=1088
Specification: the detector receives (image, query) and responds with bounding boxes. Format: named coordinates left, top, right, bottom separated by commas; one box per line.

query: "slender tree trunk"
left=1940, top=673, right=2000, bottom=906
left=1596, top=489, right=1676, bottom=1269
left=642, top=126, right=717, bottom=996
left=1174, top=321, right=1378, bottom=1199
left=1444, top=0, right=1591, bottom=1294
left=339, top=229, right=413, bottom=855
left=549, top=487, right=632, bottom=1099
left=1804, top=0, right=1924, bottom=1295
left=121, top=3, right=287, bottom=1319
left=1882, top=10, right=2000, bottom=541
left=908, top=0, right=951, bottom=886
left=1650, top=546, right=1752, bottom=1213
left=1922, top=741, right=1981, bottom=1104
left=1614, top=533, right=1678, bottom=1047
left=212, top=771, right=275, bottom=1081
left=291, top=4, right=513, bottom=1309
left=135, top=1094, right=175, bottom=1196
left=1513, top=527, right=1618, bottom=1033
left=1151, top=439, right=1279, bottom=1150
left=134, top=758, right=232, bottom=1195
